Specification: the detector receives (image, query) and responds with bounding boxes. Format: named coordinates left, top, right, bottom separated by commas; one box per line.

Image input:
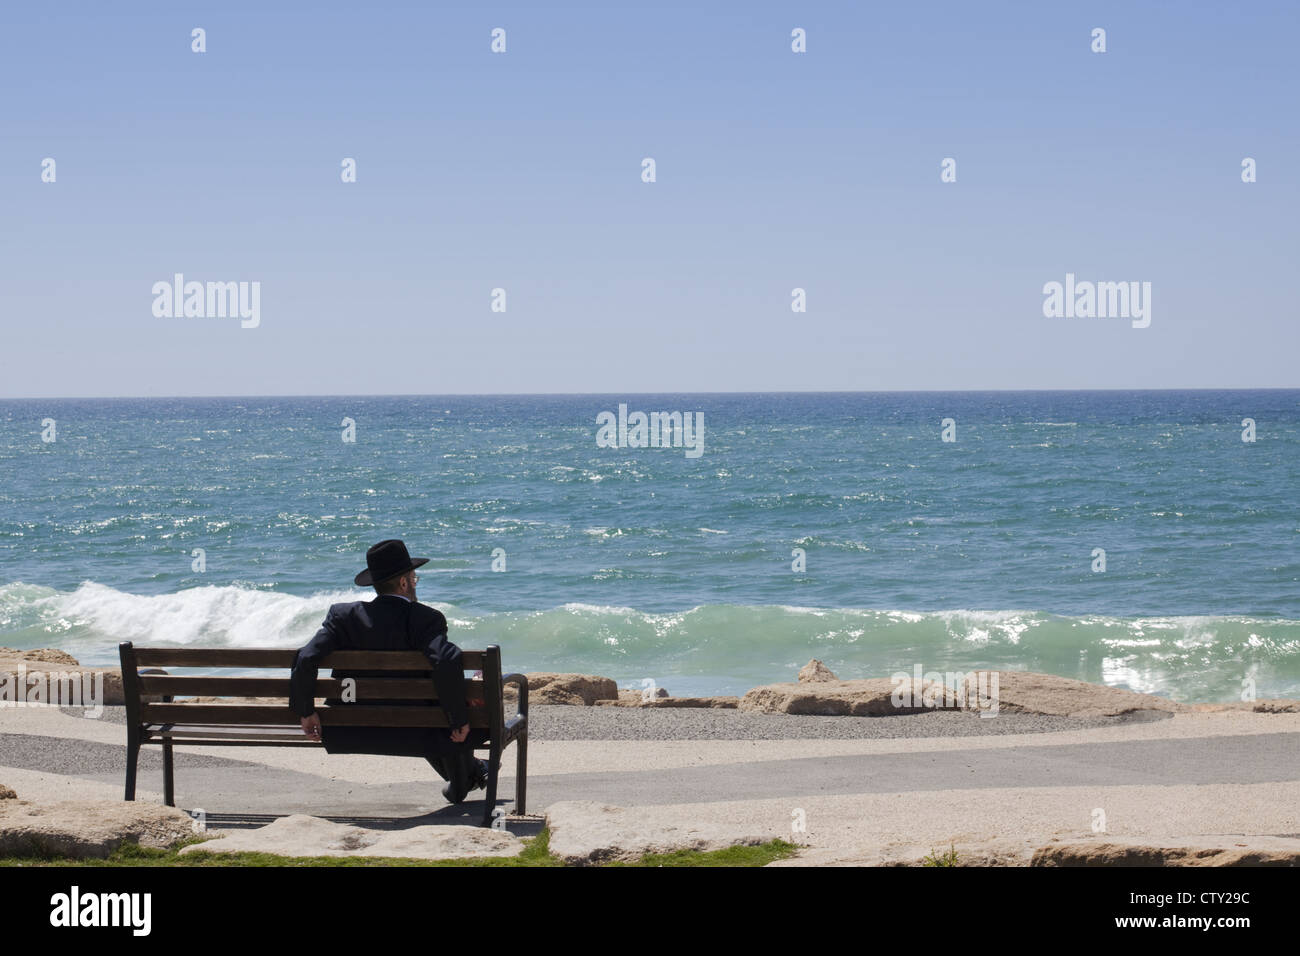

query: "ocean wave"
left=1, top=582, right=1297, bottom=701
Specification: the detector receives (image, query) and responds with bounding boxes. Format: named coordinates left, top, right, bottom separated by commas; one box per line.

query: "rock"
left=1185, top=699, right=1300, bottom=714
left=1032, top=836, right=1300, bottom=867
left=0, top=785, right=16, bottom=800
left=774, top=838, right=1040, bottom=867
left=545, top=801, right=769, bottom=865
left=179, top=814, right=523, bottom=860
left=744, top=668, right=1296, bottom=718
left=0, top=800, right=195, bottom=859
left=0, top=647, right=79, bottom=665
left=533, top=687, right=587, bottom=706
left=595, top=689, right=664, bottom=706
left=798, top=659, right=838, bottom=682
left=647, top=696, right=738, bottom=709
left=739, top=677, right=954, bottom=716
left=1244, top=698, right=1300, bottom=713
left=630, top=686, right=671, bottom=700
left=503, top=673, right=618, bottom=706
left=594, top=695, right=739, bottom=709
left=0, top=661, right=125, bottom=707
left=960, top=670, right=1181, bottom=718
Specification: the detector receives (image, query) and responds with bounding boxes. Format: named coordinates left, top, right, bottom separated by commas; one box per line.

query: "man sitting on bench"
left=288, top=539, right=490, bottom=804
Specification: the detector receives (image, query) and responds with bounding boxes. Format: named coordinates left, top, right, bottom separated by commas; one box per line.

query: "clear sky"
left=1, top=1, right=1296, bottom=397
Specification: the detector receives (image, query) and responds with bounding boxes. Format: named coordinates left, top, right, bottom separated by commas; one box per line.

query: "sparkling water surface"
left=1, top=391, right=1296, bottom=701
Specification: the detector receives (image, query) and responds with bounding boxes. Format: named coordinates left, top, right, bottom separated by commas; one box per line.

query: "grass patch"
left=605, top=839, right=798, bottom=867
left=922, top=843, right=959, bottom=867
left=0, top=828, right=797, bottom=868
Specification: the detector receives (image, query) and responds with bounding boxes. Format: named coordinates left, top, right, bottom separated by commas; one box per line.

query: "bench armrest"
left=502, top=672, right=528, bottom=721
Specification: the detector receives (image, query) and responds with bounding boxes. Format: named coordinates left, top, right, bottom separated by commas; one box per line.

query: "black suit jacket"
left=289, top=595, right=470, bottom=733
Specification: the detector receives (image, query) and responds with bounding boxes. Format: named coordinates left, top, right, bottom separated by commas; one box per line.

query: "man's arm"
left=290, top=609, right=341, bottom=737
left=415, top=610, right=470, bottom=735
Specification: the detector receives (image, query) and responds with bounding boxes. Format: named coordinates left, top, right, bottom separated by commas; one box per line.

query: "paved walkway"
left=2, top=705, right=1297, bottom=862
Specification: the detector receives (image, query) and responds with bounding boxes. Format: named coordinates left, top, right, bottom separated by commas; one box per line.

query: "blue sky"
left=1, top=1, right=1296, bottom=396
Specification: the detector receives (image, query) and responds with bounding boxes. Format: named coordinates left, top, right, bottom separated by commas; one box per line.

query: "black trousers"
left=321, top=726, right=491, bottom=783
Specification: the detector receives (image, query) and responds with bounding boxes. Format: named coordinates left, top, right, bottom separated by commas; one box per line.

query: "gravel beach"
left=52, top=703, right=1146, bottom=740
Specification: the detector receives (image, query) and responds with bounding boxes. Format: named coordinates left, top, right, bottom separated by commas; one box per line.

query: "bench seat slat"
left=142, top=727, right=506, bottom=749
left=140, top=702, right=492, bottom=727
left=143, top=725, right=309, bottom=740
left=145, top=736, right=323, bottom=747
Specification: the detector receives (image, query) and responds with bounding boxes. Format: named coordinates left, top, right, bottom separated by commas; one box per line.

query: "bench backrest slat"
left=131, top=648, right=486, bottom=669
left=139, top=702, right=491, bottom=727
left=137, top=676, right=485, bottom=700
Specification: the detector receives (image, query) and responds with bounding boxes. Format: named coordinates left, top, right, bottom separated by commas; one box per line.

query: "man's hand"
left=450, top=723, right=469, bottom=743
left=301, top=714, right=322, bottom=741
left=467, top=670, right=485, bottom=707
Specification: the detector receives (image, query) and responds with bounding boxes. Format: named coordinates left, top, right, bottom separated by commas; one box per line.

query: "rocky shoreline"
left=4, top=647, right=1295, bottom=717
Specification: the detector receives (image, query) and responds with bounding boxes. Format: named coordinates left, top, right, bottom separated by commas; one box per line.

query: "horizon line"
left=1, top=386, right=1298, bottom=401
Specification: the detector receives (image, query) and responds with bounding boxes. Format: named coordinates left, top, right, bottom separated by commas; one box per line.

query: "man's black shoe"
left=468, top=758, right=489, bottom=793
left=442, top=758, right=489, bottom=804
left=442, top=757, right=471, bottom=804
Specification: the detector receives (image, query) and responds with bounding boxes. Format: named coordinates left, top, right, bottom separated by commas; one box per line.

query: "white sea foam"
left=0, top=583, right=1295, bottom=700
left=11, top=581, right=365, bottom=660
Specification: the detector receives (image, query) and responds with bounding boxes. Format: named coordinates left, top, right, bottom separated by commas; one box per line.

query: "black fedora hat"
left=355, top=539, right=429, bottom=587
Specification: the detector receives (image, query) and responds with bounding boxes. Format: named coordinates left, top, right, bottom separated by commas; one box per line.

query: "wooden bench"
left=118, top=641, right=528, bottom=827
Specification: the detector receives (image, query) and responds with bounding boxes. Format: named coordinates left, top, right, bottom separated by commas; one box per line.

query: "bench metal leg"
left=163, top=741, right=175, bottom=806
left=124, top=737, right=140, bottom=801
left=515, top=735, right=527, bottom=815
left=481, top=744, right=501, bottom=827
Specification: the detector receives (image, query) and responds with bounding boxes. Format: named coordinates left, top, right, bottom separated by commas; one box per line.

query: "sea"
left=1, top=391, right=1296, bottom=703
